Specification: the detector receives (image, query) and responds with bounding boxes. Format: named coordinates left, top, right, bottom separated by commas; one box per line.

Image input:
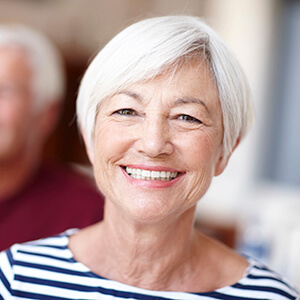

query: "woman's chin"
left=120, top=200, right=177, bottom=225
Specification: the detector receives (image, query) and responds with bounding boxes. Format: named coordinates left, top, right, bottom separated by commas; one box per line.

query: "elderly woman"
left=0, top=16, right=298, bottom=300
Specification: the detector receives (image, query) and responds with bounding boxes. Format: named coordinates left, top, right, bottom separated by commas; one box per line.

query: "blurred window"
left=263, top=0, right=300, bottom=187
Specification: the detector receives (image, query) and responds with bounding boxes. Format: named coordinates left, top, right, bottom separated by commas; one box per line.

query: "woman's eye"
left=113, top=109, right=137, bottom=116
left=178, top=114, right=202, bottom=123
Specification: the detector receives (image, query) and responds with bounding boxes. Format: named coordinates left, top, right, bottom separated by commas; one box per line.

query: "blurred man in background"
left=0, top=25, right=104, bottom=251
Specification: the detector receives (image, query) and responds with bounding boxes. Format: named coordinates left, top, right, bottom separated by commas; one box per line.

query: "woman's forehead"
left=100, top=60, right=220, bottom=119
left=128, top=60, right=217, bottom=101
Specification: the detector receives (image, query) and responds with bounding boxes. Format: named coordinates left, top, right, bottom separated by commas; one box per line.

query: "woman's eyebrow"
left=173, top=97, right=210, bottom=114
left=115, top=90, right=143, bottom=101
left=114, top=91, right=210, bottom=114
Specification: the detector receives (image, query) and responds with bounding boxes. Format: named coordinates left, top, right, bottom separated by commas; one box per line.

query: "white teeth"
left=125, top=167, right=179, bottom=181
left=141, top=170, right=151, bottom=178
left=152, top=171, right=160, bottom=178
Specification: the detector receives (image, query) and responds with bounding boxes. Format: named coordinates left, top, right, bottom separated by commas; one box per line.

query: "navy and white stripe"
left=0, top=230, right=298, bottom=299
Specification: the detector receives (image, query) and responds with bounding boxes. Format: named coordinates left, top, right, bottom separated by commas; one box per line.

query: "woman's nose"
left=134, top=117, right=174, bottom=157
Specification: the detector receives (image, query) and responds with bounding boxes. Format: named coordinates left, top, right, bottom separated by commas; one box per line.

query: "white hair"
left=76, top=15, right=255, bottom=159
left=0, top=24, right=65, bottom=110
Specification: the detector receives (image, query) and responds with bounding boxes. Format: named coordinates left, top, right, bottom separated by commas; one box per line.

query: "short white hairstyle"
left=77, top=15, right=254, bottom=160
left=0, top=24, right=65, bottom=110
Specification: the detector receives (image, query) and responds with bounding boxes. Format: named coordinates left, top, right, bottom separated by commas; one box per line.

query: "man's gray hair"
left=0, top=24, right=65, bottom=110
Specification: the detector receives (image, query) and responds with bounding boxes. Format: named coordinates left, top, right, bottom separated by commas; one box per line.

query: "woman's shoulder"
left=0, top=229, right=88, bottom=299
left=11, top=227, right=75, bottom=247
left=0, top=229, right=79, bottom=276
left=226, top=257, right=299, bottom=299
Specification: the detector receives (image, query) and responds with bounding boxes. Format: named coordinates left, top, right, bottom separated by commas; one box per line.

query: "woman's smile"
left=120, top=165, right=185, bottom=189
left=123, top=166, right=181, bottom=181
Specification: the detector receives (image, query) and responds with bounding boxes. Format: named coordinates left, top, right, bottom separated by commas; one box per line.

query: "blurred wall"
left=0, top=0, right=206, bottom=61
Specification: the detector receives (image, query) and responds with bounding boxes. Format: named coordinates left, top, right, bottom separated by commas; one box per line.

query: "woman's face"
left=92, top=60, right=226, bottom=224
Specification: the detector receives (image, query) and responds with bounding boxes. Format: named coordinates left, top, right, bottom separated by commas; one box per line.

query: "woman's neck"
left=69, top=203, right=202, bottom=291
left=69, top=200, right=249, bottom=293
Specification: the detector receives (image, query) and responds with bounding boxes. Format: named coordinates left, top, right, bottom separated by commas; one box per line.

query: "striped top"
left=0, top=229, right=299, bottom=300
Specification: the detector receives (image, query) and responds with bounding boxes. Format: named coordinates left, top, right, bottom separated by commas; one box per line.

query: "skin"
left=0, top=46, right=59, bottom=200
left=69, top=60, right=248, bottom=292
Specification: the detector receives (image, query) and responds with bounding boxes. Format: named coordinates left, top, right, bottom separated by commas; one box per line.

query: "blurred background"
left=1, top=0, right=299, bottom=289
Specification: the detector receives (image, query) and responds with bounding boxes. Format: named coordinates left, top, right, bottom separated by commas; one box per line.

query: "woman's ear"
left=81, top=128, right=94, bottom=165
left=214, top=137, right=240, bottom=177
